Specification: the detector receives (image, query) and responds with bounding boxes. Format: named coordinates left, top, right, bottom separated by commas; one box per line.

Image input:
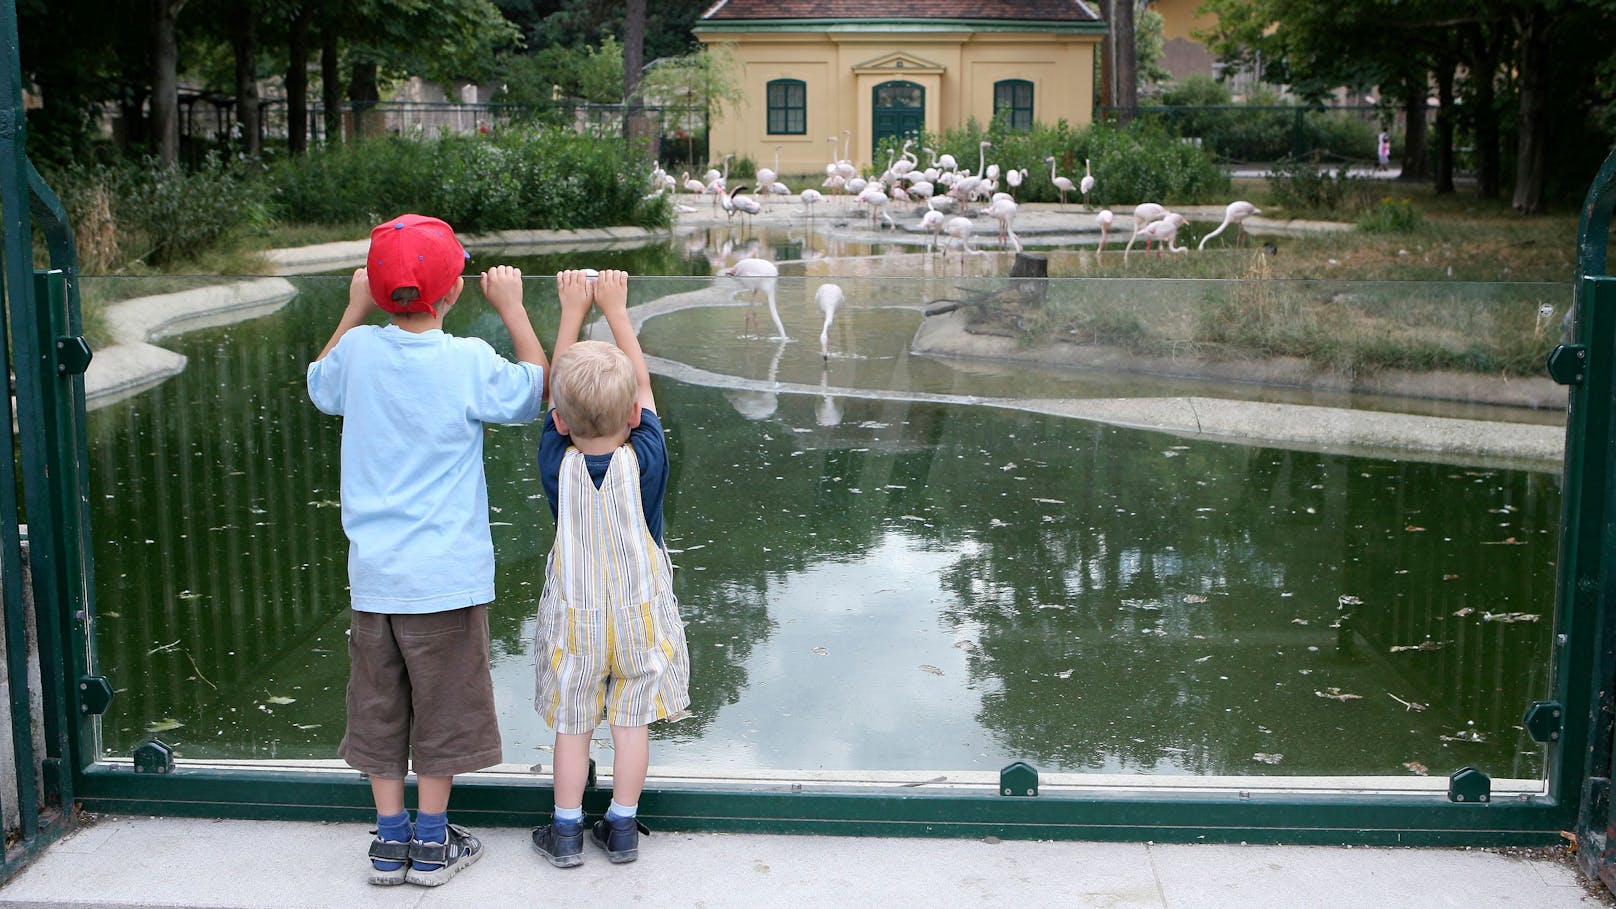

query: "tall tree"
left=228, top=0, right=261, bottom=157
left=287, top=5, right=311, bottom=154
left=150, top=0, right=187, bottom=163
left=623, top=0, right=646, bottom=103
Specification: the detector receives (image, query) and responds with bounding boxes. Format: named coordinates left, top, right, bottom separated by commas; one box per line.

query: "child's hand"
left=593, top=269, right=629, bottom=316
left=480, top=265, right=525, bottom=315
left=556, top=270, right=593, bottom=321
left=347, top=267, right=376, bottom=316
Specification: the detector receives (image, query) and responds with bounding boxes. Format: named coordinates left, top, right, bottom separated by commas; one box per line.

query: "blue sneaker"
left=404, top=823, right=482, bottom=886
left=590, top=815, right=650, bottom=864
left=531, top=817, right=584, bottom=868
left=366, top=833, right=411, bottom=886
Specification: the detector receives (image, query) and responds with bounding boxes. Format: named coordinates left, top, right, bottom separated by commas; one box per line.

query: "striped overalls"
left=534, top=444, right=690, bottom=735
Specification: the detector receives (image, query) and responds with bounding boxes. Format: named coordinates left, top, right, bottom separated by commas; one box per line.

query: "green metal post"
left=1568, top=147, right=1616, bottom=886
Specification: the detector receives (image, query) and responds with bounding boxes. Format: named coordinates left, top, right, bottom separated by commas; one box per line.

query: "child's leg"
left=410, top=774, right=454, bottom=872
left=552, top=732, right=592, bottom=812
left=368, top=776, right=412, bottom=877
left=607, top=724, right=650, bottom=813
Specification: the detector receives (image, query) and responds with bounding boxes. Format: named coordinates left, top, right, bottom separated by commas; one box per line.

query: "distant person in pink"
left=1377, top=132, right=1391, bottom=169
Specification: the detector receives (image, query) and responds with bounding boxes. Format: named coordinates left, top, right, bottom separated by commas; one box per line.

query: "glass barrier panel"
left=81, top=252, right=1568, bottom=793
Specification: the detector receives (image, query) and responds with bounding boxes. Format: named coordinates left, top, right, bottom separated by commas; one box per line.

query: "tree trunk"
left=348, top=61, right=379, bottom=140
left=1112, top=0, right=1137, bottom=122
left=1433, top=56, right=1455, bottom=194
left=321, top=26, right=341, bottom=143
left=1099, top=0, right=1114, bottom=112
left=149, top=0, right=185, bottom=163
left=1511, top=9, right=1551, bottom=214
left=623, top=0, right=646, bottom=104
left=1398, top=82, right=1428, bottom=180
left=287, top=6, right=309, bottom=154
left=229, top=0, right=260, bottom=158
left=1464, top=23, right=1501, bottom=200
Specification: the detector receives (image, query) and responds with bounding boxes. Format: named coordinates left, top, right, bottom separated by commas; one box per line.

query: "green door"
left=872, top=80, right=924, bottom=160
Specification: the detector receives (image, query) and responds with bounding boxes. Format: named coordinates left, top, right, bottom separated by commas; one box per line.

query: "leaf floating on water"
left=1390, top=640, right=1448, bottom=653
left=1291, top=618, right=1309, bottom=625
left=1442, top=574, right=1460, bottom=581
left=1194, top=655, right=1212, bottom=663
left=1405, top=525, right=1426, bottom=532
left=811, top=646, right=828, bottom=656
left=988, top=518, right=1009, bottom=528
left=176, top=590, right=203, bottom=600
left=146, top=718, right=184, bottom=733
left=266, top=696, right=296, bottom=705
left=1338, top=595, right=1363, bottom=607
left=953, top=640, right=978, bottom=651
left=919, top=665, right=945, bottom=676
left=1055, top=669, right=1074, bottom=679
left=1480, top=537, right=1526, bottom=546
left=1387, top=693, right=1428, bottom=712
left=294, top=723, right=322, bottom=731
left=1315, top=687, right=1362, bottom=702
left=1031, top=497, right=1066, bottom=505
left=1403, top=761, right=1429, bottom=776
left=1440, top=730, right=1487, bottom=744
left=1483, top=612, right=1540, bottom=623
left=1252, top=752, right=1284, bottom=765
left=1183, top=594, right=1207, bottom=604
left=1452, top=607, right=1475, bottom=617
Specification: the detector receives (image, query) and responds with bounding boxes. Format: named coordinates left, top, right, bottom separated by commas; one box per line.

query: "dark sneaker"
left=404, top=823, right=483, bottom=886
left=590, top=815, right=650, bottom=864
left=531, top=818, right=585, bottom=868
left=366, top=833, right=411, bottom=886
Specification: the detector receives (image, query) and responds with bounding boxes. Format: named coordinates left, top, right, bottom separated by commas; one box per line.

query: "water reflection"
left=85, top=271, right=1559, bottom=781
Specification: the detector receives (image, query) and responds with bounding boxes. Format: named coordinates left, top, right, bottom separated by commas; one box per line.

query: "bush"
left=1357, top=196, right=1423, bottom=233
left=269, top=128, right=670, bottom=234
left=1266, top=156, right=1372, bottom=216
left=48, top=154, right=270, bottom=270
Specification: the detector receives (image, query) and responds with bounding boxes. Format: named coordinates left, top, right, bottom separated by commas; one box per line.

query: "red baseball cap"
left=365, top=214, right=470, bottom=314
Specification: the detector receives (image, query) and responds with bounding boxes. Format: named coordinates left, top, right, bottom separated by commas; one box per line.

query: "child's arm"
left=480, top=265, right=547, bottom=372
left=552, top=270, right=594, bottom=378
left=315, top=268, right=376, bottom=361
left=593, top=270, right=655, bottom=414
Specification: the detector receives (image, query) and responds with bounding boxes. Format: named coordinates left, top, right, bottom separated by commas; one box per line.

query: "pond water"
left=84, top=234, right=1566, bottom=784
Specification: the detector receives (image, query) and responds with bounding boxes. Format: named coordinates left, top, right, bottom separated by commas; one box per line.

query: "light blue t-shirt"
left=306, top=324, right=544, bottom=613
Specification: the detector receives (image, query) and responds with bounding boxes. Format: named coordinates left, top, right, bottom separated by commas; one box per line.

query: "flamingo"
left=1079, top=159, right=1095, bottom=207
left=920, top=197, right=946, bottom=252
left=705, top=153, right=733, bottom=213
left=757, top=146, right=781, bottom=194
left=1123, top=203, right=1169, bottom=257
left=681, top=171, right=705, bottom=195
left=1199, top=201, right=1263, bottom=249
left=857, top=184, right=895, bottom=230
left=718, top=257, right=786, bottom=340
left=722, top=184, right=762, bottom=225
left=1045, top=156, right=1077, bottom=208
left=944, top=215, right=981, bottom=266
left=816, top=283, right=844, bottom=359
left=727, top=338, right=787, bottom=420
left=984, top=196, right=1022, bottom=252
left=1126, top=213, right=1189, bottom=261
left=799, top=188, right=822, bottom=222
left=1005, top=167, right=1024, bottom=196
left=1095, top=209, right=1114, bottom=257
left=767, top=181, right=792, bottom=205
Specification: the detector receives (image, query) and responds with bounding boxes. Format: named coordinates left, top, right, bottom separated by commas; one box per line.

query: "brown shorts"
left=338, top=605, right=502, bottom=778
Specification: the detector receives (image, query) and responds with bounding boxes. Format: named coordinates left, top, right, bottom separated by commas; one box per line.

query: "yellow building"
left=694, top=0, right=1105, bottom=174
left=1147, top=0, right=1218, bottom=83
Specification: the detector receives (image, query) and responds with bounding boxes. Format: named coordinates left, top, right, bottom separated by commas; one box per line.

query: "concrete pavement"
left=0, top=815, right=1604, bottom=908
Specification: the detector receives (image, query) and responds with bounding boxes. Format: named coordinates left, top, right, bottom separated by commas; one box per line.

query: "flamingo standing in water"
left=799, top=188, right=822, bottom=223
left=944, top=215, right=982, bottom=271
left=718, top=257, right=786, bottom=340
left=757, top=146, right=781, bottom=200
left=1046, top=156, right=1077, bottom=207
left=1199, top=201, right=1262, bottom=249
left=984, top=196, right=1022, bottom=252
left=1079, top=159, right=1095, bottom=208
left=1095, top=209, right=1115, bottom=257
left=1123, top=202, right=1168, bottom=257
left=920, top=198, right=946, bottom=252
left=816, top=283, right=844, bottom=360
left=857, top=184, right=895, bottom=230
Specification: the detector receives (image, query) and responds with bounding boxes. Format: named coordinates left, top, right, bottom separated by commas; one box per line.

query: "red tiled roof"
left=701, top=1, right=1101, bottom=22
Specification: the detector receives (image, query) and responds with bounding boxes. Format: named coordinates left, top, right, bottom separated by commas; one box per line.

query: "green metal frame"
left=0, top=0, right=1611, bottom=848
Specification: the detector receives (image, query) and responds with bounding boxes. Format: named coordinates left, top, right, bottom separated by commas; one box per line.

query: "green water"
left=85, top=253, right=1562, bottom=780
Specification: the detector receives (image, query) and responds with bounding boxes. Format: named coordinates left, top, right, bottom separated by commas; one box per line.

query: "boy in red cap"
left=307, top=214, right=547, bottom=887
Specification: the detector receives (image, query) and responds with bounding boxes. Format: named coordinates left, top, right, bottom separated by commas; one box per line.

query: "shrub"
left=1266, top=156, right=1372, bottom=216
left=269, top=128, right=670, bottom=234
left=1357, top=196, right=1423, bottom=233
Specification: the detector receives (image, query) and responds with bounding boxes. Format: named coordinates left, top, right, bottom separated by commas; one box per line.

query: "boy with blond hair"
left=530, top=269, right=691, bottom=868
left=308, top=214, right=547, bottom=887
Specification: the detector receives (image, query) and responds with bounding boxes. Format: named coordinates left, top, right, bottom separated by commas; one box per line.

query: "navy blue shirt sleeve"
left=535, top=408, right=668, bottom=546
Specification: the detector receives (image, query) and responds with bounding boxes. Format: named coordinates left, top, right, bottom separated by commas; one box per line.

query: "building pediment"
left=850, top=51, right=946, bottom=76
